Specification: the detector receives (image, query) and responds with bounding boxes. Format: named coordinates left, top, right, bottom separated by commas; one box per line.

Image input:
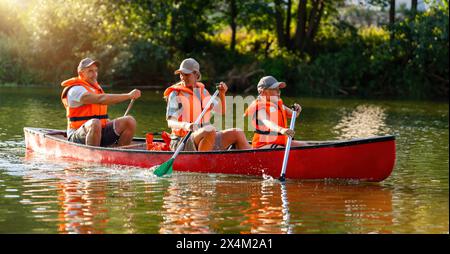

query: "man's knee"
left=199, top=126, right=216, bottom=140
left=225, top=128, right=245, bottom=139
left=124, top=116, right=136, bottom=129
left=87, top=119, right=102, bottom=132
left=116, top=116, right=136, bottom=132
left=205, top=129, right=216, bottom=140
left=232, top=128, right=243, bottom=134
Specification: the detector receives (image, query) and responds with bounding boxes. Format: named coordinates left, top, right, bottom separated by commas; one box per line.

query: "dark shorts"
left=68, top=121, right=120, bottom=147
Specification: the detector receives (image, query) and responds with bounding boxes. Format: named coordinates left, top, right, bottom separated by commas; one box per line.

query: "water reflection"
left=334, top=104, right=390, bottom=139
left=237, top=180, right=393, bottom=234
left=158, top=176, right=394, bottom=234
left=21, top=166, right=109, bottom=234
left=55, top=169, right=109, bottom=234
left=237, top=179, right=288, bottom=234
left=159, top=176, right=215, bottom=234
left=22, top=152, right=168, bottom=234
left=280, top=183, right=293, bottom=234
left=20, top=152, right=395, bottom=234
left=285, top=181, right=394, bottom=233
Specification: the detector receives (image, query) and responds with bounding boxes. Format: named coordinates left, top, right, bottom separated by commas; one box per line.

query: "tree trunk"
left=169, top=2, right=178, bottom=53
left=305, top=0, right=325, bottom=54
left=389, top=0, right=396, bottom=26
left=229, top=0, right=238, bottom=51
left=285, top=0, right=292, bottom=49
left=264, top=37, right=273, bottom=58
left=301, top=0, right=320, bottom=53
left=411, top=0, right=418, bottom=18
left=293, top=0, right=307, bottom=52
left=274, top=0, right=285, bottom=48
left=389, top=0, right=396, bottom=41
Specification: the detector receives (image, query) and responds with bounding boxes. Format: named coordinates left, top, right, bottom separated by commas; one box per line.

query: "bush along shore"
left=0, top=0, right=448, bottom=100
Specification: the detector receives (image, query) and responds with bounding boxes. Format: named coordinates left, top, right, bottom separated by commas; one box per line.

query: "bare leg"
left=84, top=119, right=102, bottom=146
left=193, top=126, right=216, bottom=151
left=113, top=116, right=137, bottom=146
left=220, top=128, right=251, bottom=150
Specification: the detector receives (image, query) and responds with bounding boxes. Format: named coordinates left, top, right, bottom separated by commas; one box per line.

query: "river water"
left=0, top=86, right=448, bottom=234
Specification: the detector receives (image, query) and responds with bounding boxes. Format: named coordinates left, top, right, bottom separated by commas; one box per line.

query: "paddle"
left=279, top=106, right=298, bottom=182
left=153, top=89, right=220, bottom=177
left=123, top=99, right=135, bottom=117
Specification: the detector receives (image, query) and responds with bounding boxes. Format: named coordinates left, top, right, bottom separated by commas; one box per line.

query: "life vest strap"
left=69, top=114, right=109, bottom=122
left=254, top=129, right=282, bottom=136
left=254, top=107, right=282, bottom=136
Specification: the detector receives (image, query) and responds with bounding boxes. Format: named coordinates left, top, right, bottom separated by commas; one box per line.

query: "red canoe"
left=24, top=127, right=396, bottom=181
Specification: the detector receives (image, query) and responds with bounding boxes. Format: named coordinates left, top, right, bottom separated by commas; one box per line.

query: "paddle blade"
left=153, top=158, right=174, bottom=177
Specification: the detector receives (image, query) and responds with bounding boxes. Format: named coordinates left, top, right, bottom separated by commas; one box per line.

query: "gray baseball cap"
left=174, top=58, right=202, bottom=81
left=257, top=76, right=287, bottom=91
left=77, top=58, right=100, bottom=72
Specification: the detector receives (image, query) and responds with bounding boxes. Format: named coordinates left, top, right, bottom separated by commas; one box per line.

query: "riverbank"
left=2, top=83, right=448, bottom=103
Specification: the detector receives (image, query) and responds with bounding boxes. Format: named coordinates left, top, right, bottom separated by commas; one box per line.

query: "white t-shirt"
left=67, top=86, right=88, bottom=107
left=66, top=86, right=88, bottom=137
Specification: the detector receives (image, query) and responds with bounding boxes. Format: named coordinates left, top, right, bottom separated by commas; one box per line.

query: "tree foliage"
left=0, top=0, right=448, bottom=99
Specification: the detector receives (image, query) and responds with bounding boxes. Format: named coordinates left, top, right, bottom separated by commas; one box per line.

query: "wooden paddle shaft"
left=124, top=99, right=135, bottom=117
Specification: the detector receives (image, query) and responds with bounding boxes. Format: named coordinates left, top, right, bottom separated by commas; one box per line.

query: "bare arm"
left=167, top=117, right=197, bottom=131
left=212, top=92, right=226, bottom=115
left=217, top=82, right=227, bottom=115
left=208, top=82, right=227, bottom=115
left=80, top=89, right=141, bottom=105
left=283, top=103, right=301, bottom=118
left=259, top=110, right=295, bottom=137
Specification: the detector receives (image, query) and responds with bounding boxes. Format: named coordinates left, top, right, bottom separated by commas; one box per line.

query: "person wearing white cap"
left=244, top=76, right=305, bottom=149
left=163, top=58, right=251, bottom=151
left=61, top=57, right=141, bottom=147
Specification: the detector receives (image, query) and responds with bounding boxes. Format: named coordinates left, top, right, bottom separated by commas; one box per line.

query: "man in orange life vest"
left=244, top=76, right=305, bottom=149
left=164, top=58, right=251, bottom=151
left=61, top=58, right=141, bottom=147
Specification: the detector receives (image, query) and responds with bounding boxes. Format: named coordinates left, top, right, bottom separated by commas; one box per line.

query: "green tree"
left=273, top=0, right=345, bottom=56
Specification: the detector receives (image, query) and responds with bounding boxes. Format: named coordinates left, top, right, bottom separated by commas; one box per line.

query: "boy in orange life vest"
left=164, top=58, right=251, bottom=151
left=244, top=76, right=305, bottom=149
left=61, top=58, right=141, bottom=147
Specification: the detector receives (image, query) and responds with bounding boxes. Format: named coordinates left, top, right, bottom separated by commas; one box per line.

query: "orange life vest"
left=61, top=77, right=108, bottom=130
left=244, top=98, right=288, bottom=148
left=163, top=82, right=212, bottom=137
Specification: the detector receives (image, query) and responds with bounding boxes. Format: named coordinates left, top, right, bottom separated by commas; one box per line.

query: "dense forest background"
left=0, top=0, right=448, bottom=99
